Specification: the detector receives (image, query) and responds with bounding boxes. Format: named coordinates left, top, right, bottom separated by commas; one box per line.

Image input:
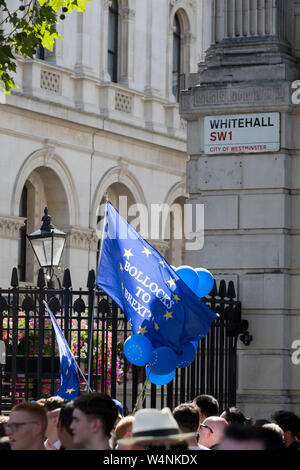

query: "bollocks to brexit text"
left=96, top=202, right=217, bottom=352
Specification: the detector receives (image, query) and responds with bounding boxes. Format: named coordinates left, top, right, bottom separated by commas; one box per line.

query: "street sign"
left=204, top=112, right=280, bottom=155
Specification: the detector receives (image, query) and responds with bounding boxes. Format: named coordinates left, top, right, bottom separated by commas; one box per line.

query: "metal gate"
left=0, top=267, right=250, bottom=415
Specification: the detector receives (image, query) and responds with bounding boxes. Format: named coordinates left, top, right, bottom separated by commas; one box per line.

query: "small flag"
left=44, top=302, right=80, bottom=400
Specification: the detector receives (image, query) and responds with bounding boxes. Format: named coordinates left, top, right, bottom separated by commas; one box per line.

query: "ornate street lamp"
left=27, top=207, right=67, bottom=286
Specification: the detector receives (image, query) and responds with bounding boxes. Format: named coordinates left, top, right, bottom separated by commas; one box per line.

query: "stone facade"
left=181, top=0, right=300, bottom=418
left=0, top=0, right=207, bottom=289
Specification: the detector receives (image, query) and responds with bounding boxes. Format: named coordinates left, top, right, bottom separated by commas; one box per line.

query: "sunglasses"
left=4, top=421, right=38, bottom=433
left=199, top=423, right=214, bottom=433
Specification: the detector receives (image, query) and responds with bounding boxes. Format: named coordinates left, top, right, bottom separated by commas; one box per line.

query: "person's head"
left=220, top=407, right=249, bottom=425
left=271, top=410, right=300, bottom=447
left=117, top=407, right=192, bottom=450
left=57, top=401, right=81, bottom=450
left=262, top=423, right=284, bottom=443
left=70, top=393, right=119, bottom=450
left=6, top=402, right=47, bottom=450
left=173, top=403, right=199, bottom=438
left=44, top=396, right=64, bottom=442
left=114, top=416, right=135, bottom=450
left=0, top=415, right=9, bottom=437
left=218, top=423, right=285, bottom=450
left=192, top=394, right=219, bottom=423
left=198, top=416, right=227, bottom=449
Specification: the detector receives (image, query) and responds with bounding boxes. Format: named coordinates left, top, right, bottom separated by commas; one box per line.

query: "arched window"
left=172, top=14, right=181, bottom=102
left=108, top=0, right=119, bottom=83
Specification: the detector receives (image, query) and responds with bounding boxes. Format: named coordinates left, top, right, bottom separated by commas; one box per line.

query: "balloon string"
left=131, top=368, right=151, bottom=416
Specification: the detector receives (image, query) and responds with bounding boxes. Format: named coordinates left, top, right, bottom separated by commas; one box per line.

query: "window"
left=108, top=0, right=119, bottom=83
left=172, top=14, right=181, bottom=102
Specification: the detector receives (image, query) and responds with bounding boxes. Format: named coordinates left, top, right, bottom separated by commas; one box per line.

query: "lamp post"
left=27, top=207, right=67, bottom=288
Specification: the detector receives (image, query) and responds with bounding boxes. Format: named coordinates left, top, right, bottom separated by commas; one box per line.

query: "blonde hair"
left=115, top=416, right=134, bottom=440
left=12, top=402, right=47, bottom=435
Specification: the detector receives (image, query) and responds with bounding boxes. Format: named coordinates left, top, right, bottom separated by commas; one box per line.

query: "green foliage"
left=0, top=0, right=91, bottom=93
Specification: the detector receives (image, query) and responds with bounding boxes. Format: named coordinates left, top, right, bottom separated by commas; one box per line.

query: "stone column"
left=118, top=1, right=136, bottom=87
left=180, top=0, right=300, bottom=418
left=100, top=0, right=112, bottom=82
left=0, top=216, right=26, bottom=287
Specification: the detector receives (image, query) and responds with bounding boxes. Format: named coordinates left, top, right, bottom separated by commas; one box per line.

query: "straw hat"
left=117, top=407, right=195, bottom=446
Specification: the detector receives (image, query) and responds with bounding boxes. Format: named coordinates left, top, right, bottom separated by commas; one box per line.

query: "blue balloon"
left=175, top=265, right=199, bottom=292
left=146, top=366, right=175, bottom=385
left=147, top=346, right=178, bottom=375
left=176, top=342, right=196, bottom=368
left=123, top=334, right=154, bottom=366
left=195, top=267, right=214, bottom=298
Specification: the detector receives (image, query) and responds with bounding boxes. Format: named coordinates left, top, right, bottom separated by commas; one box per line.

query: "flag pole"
left=43, top=300, right=93, bottom=393
left=87, top=195, right=109, bottom=391
left=131, top=368, right=151, bottom=416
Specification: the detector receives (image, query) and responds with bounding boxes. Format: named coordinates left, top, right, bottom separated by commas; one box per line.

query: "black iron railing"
left=0, top=268, right=250, bottom=414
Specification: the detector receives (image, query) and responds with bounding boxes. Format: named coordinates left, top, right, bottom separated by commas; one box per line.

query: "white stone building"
left=181, top=0, right=300, bottom=418
left=0, top=0, right=206, bottom=289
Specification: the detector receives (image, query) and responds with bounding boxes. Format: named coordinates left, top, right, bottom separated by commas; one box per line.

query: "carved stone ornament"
left=0, top=216, right=26, bottom=240
left=170, top=0, right=196, bottom=8
left=181, top=82, right=290, bottom=114
left=119, top=7, right=136, bottom=20
left=67, top=227, right=99, bottom=251
left=103, top=0, right=112, bottom=10
left=117, top=159, right=129, bottom=182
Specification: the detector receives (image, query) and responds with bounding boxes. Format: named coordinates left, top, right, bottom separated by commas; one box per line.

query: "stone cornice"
left=0, top=216, right=26, bottom=240
left=180, top=81, right=291, bottom=117
left=65, top=226, right=99, bottom=251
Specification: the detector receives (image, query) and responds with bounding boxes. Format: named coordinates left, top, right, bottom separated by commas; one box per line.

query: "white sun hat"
left=117, top=407, right=195, bottom=446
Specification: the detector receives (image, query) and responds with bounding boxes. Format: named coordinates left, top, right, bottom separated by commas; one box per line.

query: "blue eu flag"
left=97, top=202, right=217, bottom=352
left=45, top=302, right=80, bottom=400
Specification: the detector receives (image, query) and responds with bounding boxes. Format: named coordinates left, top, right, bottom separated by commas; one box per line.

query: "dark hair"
left=73, top=393, right=118, bottom=438
left=224, top=424, right=285, bottom=450
left=271, top=410, right=300, bottom=437
left=222, top=407, right=248, bottom=425
left=193, top=394, right=219, bottom=417
left=44, top=396, right=64, bottom=412
left=58, top=401, right=75, bottom=435
left=173, top=403, right=199, bottom=432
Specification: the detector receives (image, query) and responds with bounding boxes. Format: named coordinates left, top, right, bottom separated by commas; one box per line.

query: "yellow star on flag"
left=128, top=319, right=132, bottom=328
left=164, top=311, right=173, bottom=321
left=160, top=261, right=166, bottom=268
left=154, top=322, right=160, bottom=331
left=142, top=247, right=151, bottom=257
left=173, top=294, right=181, bottom=303
left=66, top=388, right=75, bottom=395
left=121, top=282, right=124, bottom=290
left=120, top=263, right=123, bottom=271
left=123, top=248, right=134, bottom=260
left=138, top=326, right=147, bottom=335
left=167, top=277, right=176, bottom=288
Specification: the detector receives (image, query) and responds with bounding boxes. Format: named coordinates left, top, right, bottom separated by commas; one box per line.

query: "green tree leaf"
left=0, top=0, right=92, bottom=93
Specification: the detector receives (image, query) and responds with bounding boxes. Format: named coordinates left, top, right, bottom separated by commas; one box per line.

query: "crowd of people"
left=0, top=393, right=299, bottom=451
